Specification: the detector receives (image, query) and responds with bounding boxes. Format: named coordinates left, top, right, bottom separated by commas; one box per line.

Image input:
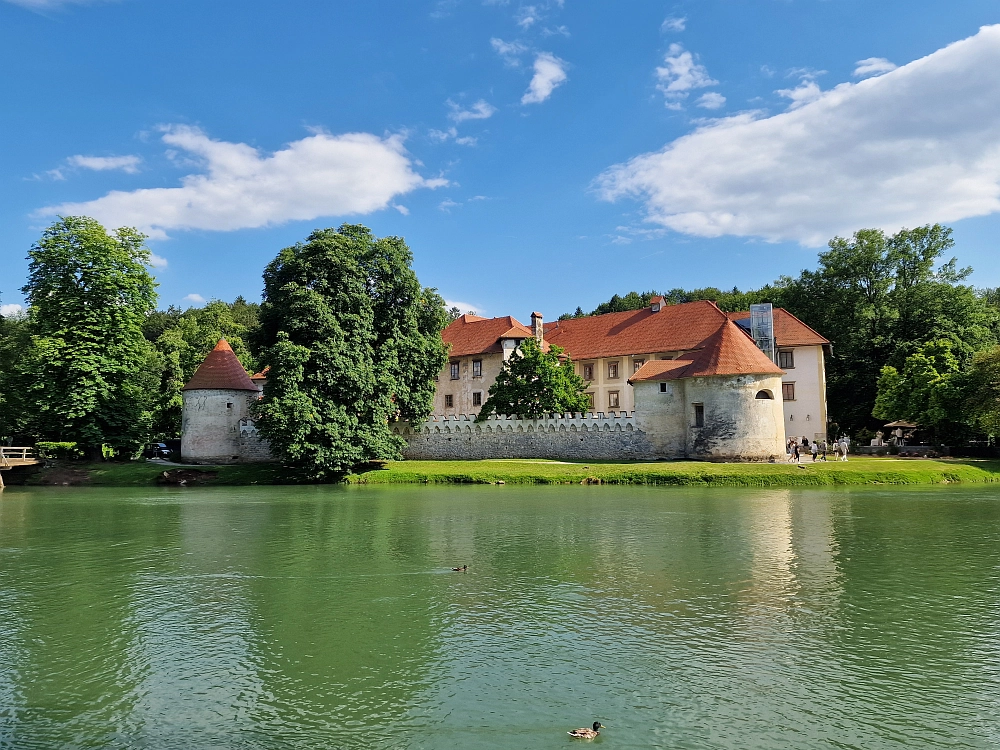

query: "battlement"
left=392, top=411, right=639, bottom=436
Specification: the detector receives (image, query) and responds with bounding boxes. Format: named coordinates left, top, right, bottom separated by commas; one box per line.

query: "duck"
left=568, top=721, right=604, bottom=739
left=452, top=565, right=468, bottom=572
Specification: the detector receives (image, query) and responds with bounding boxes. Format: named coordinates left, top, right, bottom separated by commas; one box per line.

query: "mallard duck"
left=452, top=565, right=467, bottom=571
left=568, top=722, right=603, bottom=739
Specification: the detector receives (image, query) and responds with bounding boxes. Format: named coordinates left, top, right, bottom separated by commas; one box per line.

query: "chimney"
left=530, top=311, right=544, bottom=345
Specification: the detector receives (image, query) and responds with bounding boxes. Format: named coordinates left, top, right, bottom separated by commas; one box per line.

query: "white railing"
left=0, top=447, right=35, bottom=467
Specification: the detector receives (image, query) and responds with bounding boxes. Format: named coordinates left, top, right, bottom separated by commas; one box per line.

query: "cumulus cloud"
left=661, top=16, right=686, bottom=32
left=696, top=92, right=726, bottom=110
left=655, top=44, right=718, bottom=108
left=148, top=253, right=168, bottom=269
left=438, top=199, right=460, bottom=212
left=0, top=303, right=24, bottom=317
left=447, top=99, right=497, bottom=122
left=776, top=79, right=823, bottom=109
left=36, top=125, right=445, bottom=238
left=596, top=25, right=1000, bottom=246
left=393, top=204, right=410, bottom=215
left=491, top=37, right=528, bottom=66
left=516, top=4, right=538, bottom=28
left=854, top=57, right=898, bottom=78
left=521, top=52, right=568, bottom=104
left=444, top=299, right=484, bottom=315
left=183, top=294, right=205, bottom=304
left=67, top=154, right=141, bottom=174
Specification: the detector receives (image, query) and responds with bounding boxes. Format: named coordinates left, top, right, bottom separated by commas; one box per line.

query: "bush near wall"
left=35, top=441, right=83, bottom=460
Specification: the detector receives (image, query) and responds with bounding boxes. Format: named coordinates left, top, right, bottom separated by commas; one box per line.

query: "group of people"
left=786, top=435, right=850, bottom=463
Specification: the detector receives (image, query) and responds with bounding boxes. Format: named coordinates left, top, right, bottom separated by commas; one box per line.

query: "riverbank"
left=6, top=456, right=1000, bottom=489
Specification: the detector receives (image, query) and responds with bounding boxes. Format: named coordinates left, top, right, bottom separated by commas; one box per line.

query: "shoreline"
left=4, top=456, right=1000, bottom=489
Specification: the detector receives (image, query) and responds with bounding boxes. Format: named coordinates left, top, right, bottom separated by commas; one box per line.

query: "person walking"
left=811, top=441, right=818, bottom=462
left=793, top=442, right=801, bottom=464
left=820, top=439, right=828, bottom=461
left=838, top=437, right=849, bottom=461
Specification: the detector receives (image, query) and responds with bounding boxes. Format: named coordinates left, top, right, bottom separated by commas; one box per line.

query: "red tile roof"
left=183, top=340, right=260, bottom=392
left=442, top=315, right=535, bottom=357
left=726, top=309, right=829, bottom=347
left=541, top=300, right=729, bottom=360
left=629, top=319, right=785, bottom=382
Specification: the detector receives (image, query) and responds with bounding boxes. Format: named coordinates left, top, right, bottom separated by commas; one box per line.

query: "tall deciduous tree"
left=253, top=225, right=448, bottom=478
left=476, top=337, right=591, bottom=421
left=20, top=217, right=159, bottom=457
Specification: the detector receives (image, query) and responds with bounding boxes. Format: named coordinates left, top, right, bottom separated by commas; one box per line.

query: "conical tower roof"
left=182, top=340, right=259, bottom=391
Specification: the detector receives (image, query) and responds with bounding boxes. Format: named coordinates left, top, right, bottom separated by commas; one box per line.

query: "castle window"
left=472, top=359, right=482, bottom=377
left=633, top=359, right=645, bottom=373
left=582, top=364, right=594, bottom=381
left=782, top=383, right=796, bottom=401
left=779, top=350, right=795, bottom=369
left=226, top=402, right=233, bottom=409
left=659, top=383, right=668, bottom=393
left=450, top=362, right=460, bottom=380
left=693, top=403, right=705, bottom=428
left=608, top=391, right=620, bottom=408
left=472, top=392, right=482, bottom=406
left=445, top=395, right=454, bottom=408
left=585, top=392, right=595, bottom=409
left=755, top=390, right=774, bottom=399
left=608, top=362, right=619, bottom=379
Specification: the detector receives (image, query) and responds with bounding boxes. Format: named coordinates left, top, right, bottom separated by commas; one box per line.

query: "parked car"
left=143, top=443, right=172, bottom=460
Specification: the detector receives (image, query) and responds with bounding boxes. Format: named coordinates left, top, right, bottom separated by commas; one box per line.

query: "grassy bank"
left=7, top=456, right=1000, bottom=489
left=349, top=457, right=1000, bottom=488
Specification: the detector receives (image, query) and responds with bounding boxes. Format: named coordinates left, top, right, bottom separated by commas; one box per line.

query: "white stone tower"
left=180, top=340, right=261, bottom=464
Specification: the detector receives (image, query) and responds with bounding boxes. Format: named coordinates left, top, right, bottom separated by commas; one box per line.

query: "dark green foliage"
left=253, top=225, right=448, bottom=479
left=17, top=217, right=160, bottom=457
left=0, top=307, right=30, bottom=440
left=962, top=346, right=1000, bottom=437
left=476, top=337, right=591, bottom=421
left=35, top=441, right=83, bottom=460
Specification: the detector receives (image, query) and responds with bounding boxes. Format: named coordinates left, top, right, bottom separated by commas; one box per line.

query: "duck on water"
left=568, top=722, right=604, bottom=739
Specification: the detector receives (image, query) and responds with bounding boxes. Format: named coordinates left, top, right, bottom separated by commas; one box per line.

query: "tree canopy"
left=253, top=225, right=448, bottom=478
left=476, top=337, right=591, bottom=421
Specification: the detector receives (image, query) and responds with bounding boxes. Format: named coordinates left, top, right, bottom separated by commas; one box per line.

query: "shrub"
left=35, top=441, right=83, bottom=460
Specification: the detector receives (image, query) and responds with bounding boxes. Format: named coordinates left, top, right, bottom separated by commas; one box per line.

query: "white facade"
left=181, top=389, right=258, bottom=464
left=777, top=344, right=828, bottom=443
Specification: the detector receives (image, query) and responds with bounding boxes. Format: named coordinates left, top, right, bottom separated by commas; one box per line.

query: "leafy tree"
left=476, top=337, right=591, bottom=421
left=253, top=225, right=448, bottom=478
left=19, top=217, right=159, bottom=458
left=0, top=305, right=31, bottom=440
left=963, top=346, right=1000, bottom=437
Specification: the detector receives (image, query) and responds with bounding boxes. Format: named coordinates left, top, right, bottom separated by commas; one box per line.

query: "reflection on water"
left=1, top=484, right=999, bottom=749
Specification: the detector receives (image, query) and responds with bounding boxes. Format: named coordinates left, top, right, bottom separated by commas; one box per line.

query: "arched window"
left=755, top=390, right=774, bottom=400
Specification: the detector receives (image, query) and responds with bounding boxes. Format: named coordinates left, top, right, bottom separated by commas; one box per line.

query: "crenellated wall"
left=394, top=412, right=659, bottom=461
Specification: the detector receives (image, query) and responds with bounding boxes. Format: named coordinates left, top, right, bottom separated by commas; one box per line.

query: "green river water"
left=1, top=484, right=999, bottom=749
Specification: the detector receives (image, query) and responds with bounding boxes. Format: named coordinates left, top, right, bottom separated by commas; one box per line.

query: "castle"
left=180, top=300, right=829, bottom=463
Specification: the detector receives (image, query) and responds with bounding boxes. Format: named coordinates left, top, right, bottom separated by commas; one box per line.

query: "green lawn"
left=10, top=455, right=1000, bottom=489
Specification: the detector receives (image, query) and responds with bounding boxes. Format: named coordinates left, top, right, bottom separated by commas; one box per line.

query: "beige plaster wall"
left=432, top=352, right=504, bottom=417
left=576, top=351, right=681, bottom=413
left=779, top=345, right=828, bottom=443
left=181, top=389, right=258, bottom=464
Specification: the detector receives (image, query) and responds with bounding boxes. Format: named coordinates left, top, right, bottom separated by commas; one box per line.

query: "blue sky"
left=2, top=0, right=999, bottom=321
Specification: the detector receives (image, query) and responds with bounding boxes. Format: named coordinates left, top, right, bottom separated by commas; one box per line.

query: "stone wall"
left=394, top=412, right=658, bottom=461
left=238, top=419, right=273, bottom=462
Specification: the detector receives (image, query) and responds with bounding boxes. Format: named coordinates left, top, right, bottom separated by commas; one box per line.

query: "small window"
left=693, top=403, right=705, bottom=428
left=608, top=391, right=620, bottom=408
left=778, top=350, right=795, bottom=369
left=444, top=394, right=454, bottom=408
left=633, top=359, right=645, bottom=373
left=226, top=402, right=233, bottom=409
left=608, top=362, right=619, bottom=379
left=755, top=390, right=774, bottom=399
left=472, top=392, right=482, bottom=406
left=472, top=359, right=482, bottom=377
left=582, top=364, right=594, bottom=381
left=659, top=382, right=668, bottom=393
left=585, top=392, right=595, bottom=409
left=450, top=362, right=460, bottom=380
left=782, top=382, right=796, bottom=401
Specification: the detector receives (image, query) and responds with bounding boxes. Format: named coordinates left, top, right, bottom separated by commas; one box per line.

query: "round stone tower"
left=180, top=340, right=261, bottom=464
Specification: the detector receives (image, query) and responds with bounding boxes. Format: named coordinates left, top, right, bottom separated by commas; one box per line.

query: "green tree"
left=19, top=217, right=160, bottom=458
left=964, top=346, right=1000, bottom=437
left=476, top=337, right=591, bottom=421
left=253, top=225, right=448, bottom=478
left=0, top=305, right=31, bottom=440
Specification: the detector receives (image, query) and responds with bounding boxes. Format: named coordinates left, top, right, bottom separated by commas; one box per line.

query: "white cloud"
left=454, top=136, right=478, bottom=146
left=595, top=25, right=1000, bottom=247
left=148, top=253, right=168, bottom=269
left=67, top=154, right=141, bottom=174
left=36, top=125, right=445, bottom=237
left=661, top=16, right=686, bottom=32
left=183, top=293, right=205, bottom=304
left=541, top=25, right=569, bottom=37
left=776, top=79, right=823, bottom=109
left=0, top=303, right=24, bottom=317
left=655, top=44, right=718, bottom=108
left=516, top=5, right=538, bottom=28
left=447, top=99, right=497, bottom=122
left=445, top=299, right=484, bottom=315
left=854, top=57, right=898, bottom=78
left=490, top=37, right=527, bottom=66
left=521, top=52, right=568, bottom=104
left=429, top=126, right=478, bottom=146
left=393, top=204, right=410, bottom=215
left=439, top=199, right=460, bottom=212
left=696, top=92, right=726, bottom=110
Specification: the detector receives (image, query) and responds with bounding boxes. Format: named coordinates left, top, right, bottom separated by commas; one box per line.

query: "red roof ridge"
left=183, top=339, right=260, bottom=392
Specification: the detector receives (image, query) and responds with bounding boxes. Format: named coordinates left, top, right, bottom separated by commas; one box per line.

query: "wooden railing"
left=1, top=447, right=36, bottom=467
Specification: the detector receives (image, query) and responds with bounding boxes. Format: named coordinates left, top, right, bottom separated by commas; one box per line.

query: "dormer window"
left=651, top=302, right=661, bottom=312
